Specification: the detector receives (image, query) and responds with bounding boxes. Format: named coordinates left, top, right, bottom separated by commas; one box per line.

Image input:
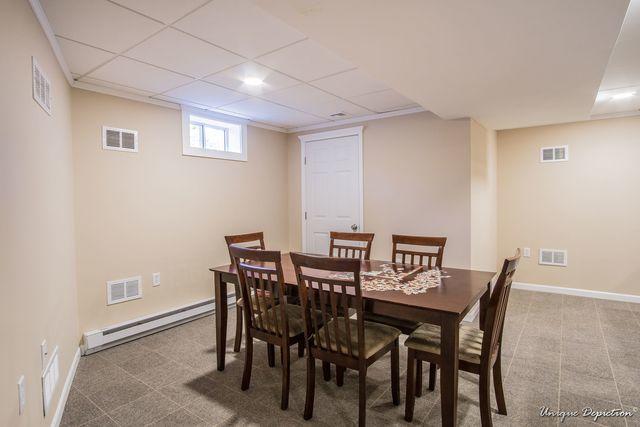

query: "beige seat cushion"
left=237, top=292, right=274, bottom=309
left=253, top=304, right=323, bottom=338
left=316, top=318, right=401, bottom=358
left=404, top=323, right=483, bottom=364
left=363, top=312, right=422, bottom=334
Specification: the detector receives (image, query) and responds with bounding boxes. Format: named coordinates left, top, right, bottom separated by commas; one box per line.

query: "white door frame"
left=299, top=126, right=364, bottom=253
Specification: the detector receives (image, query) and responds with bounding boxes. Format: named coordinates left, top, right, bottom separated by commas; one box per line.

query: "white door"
left=303, top=131, right=362, bottom=255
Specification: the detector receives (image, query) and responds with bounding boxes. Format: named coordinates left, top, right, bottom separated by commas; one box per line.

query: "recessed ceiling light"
left=611, top=91, right=636, bottom=100
left=243, top=77, right=264, bottom=86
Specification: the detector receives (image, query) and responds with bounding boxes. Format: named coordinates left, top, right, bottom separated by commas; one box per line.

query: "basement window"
left=181, top=107, right=247, bottom=161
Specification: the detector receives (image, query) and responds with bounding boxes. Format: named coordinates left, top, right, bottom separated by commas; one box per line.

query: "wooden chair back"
left=481, top=249, right=521, bottom=366
left=290, top=253, right=365, bottom=362
left=224, top=232, right=265, bottom=265
left=229, top=245, right=288, bottom=340
left=329, top=231, right=375, bottom=260
left=391, top=235, right=446, bottom=268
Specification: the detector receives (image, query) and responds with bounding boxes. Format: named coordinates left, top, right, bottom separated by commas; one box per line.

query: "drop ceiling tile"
left=163, top=81, right=248, bottom=108
left=311, top=69, right=389, bottom=99
left=204, top=62, right=299, bottom=95
left=124, top=28, right=244, bottom=78
left=87, top=57, right=193, bottom=93
left=349, top=89, right=417, bottom=113
left=174, top=0, right=305, bottom=59
left=41, top=0, right=163, bottom=52
left=263, top=84, right=371, bottom=119
left=56, top=37, right=115, bottom=75
left=255, top=39, right=354, bottom=82
left=110, top=0, right=209, bottom=24
left=77, top=76, right=157, bottom=97
left=220, top=98, right=325, bottom=128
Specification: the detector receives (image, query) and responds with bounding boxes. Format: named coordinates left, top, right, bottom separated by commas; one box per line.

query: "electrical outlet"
left=41, top=340, right=48, bottom=370
left=152, top=272, right=161, bottom=287
left=17, top=375, right=25, bottom=415
left=523, top=247, right=531, bottom=258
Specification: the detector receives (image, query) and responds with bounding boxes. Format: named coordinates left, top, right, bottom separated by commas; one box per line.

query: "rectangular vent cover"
left=32, top=57, right=51, bottom=115
left=107, top=276, right=142, bottom=305
left=102, top=126, right=138, bottom=152
left=41, top=346, right=59, bottom=416
left=539, top=249, right=567, bottom=267
left=540, top=145, right=568, bottom=162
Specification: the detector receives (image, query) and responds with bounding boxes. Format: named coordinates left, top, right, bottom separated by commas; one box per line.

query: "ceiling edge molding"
left=28, top=0, right=74, bottom=86
left=286, top=106, right=426, bottom=133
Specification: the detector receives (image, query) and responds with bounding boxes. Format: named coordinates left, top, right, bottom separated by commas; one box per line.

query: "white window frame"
left=181, top=106, right=247, bottom=161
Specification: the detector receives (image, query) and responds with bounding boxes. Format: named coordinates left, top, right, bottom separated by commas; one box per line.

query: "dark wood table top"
left=210, top=253, right=496, bottom=316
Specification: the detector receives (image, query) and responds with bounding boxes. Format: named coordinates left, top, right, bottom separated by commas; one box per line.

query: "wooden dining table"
left=210, top=254, right=495, bottom=427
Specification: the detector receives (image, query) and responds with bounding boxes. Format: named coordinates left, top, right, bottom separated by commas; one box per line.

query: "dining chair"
left=229, top=245, right=308, bottom=410
left=224, top=232, right=265, bottom=353
left=290, top=252, right=401, bottom=427
left=404, top=249, right=521, bottom=426
left=365, top=235, right=447, bottom=395
left=329, top=231, right=375, bottom=260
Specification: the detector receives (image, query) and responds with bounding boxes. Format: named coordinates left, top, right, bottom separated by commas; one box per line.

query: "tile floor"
left=61, top=290, right=640, bottom=426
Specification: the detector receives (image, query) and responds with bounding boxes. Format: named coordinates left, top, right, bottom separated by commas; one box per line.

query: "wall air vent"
left=102, top=126, right=138, bottom=152
left=540, top=145, right=568, bottom=162
left=539, top=249, right=567, bottom=267
left=32, top=57, right=51, bottom=115
left=107, top=276, right=142, bottom=305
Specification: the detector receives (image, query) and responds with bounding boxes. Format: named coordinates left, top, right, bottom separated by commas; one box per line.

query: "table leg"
left=440, top=314, right=460, bottom=427
left=479, top=283, right=491, bottom=331
left=215, top=272, right=228, bottom=371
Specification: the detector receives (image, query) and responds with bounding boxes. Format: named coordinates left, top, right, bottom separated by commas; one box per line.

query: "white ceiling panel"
left=87, top=57, right=193, bottom=93
left=349, top=89, right=417, bottom=113
left=163, top=81, right=248, bottom=107
left=56, top=37, right=115, bottom=75
left=204, top=62, right=299, bottom=95
left=124, top=28, right=244, bottom=78
left=591, top=86, right=640, bottom=116
left=599, top=0, right=640, bottom=91
left=173, top=0, right=305, bottom=59
left=311, top=69, right=389, bottom=99
left=109, top=0, right=209, bottom=24
left=256, top=0, right=629, bottom=129
left=41, top=0, right=163, bottom=52
left=77, top=76, right=157, bottom=97
left=263, top=84, right=371, bottom=118
left=256, top=39, right=354, bottom=82
left=221, top=98, right=325, bottom=127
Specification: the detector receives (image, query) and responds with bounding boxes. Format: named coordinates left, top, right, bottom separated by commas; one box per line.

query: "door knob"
left=351, top=224, right=358, bottom=231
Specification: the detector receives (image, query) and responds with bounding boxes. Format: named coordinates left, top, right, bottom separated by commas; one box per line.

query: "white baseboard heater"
left=83, top=295, right=236, bottom=354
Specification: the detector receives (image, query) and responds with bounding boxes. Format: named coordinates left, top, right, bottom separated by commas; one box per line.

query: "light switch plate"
left=17, top=375, right=25, bottom=415
left=152, top=272, right=161, bottom=287
left=523, top=247, right=531, bottom=258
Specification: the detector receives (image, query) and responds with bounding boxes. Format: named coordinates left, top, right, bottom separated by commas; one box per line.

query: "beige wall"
left=470, top=119, right=498, bottom=271
left=71, top=90, right=290, bottom=332
left=0, top=0, right=80, bottom=425
left=498, top=116, right=640, bottom=295
left=288, top=112, right=473, bottom=268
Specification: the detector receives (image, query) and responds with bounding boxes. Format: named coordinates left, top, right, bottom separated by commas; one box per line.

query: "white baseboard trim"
left=512, top=282, right=640, bottom=304
left=83, top=294, right=237, bottom=354
left=51, top=347, right=81, bottom=427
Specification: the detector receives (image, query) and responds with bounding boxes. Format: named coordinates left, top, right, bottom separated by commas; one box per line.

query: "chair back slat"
left=291, top=253, right=364, bottom=361
left=225, top=232, right=265, bottom=265
left=481, top=249, right=521, bottom=364
left=229, top=245, right=288, bottom=340
left=329, top=231, right=375, bottom=260
left=391, top=235, right=446, bottom=268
